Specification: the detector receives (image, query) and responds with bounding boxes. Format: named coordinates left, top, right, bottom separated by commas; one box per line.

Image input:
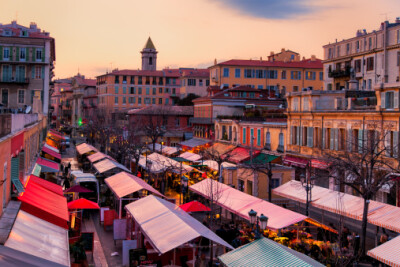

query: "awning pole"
left=173, top=248, right=176, bottom=265
left=119, top=198, right=122, bottom=219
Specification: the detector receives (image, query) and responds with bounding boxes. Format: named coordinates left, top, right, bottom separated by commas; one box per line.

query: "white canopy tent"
left=179, top=151, right=202, bottom=162
left=5, top=210, right=70, bottom=266
left=202, top=160, right=237, bottom=171
left=147, top=153, right=193, bottom=173
left=368, top=235, right=400, bottom=267
left=125, top=195, right=233, bottom=255
left=190, top=179, right=307, bottom=230
left=93, top=158, right=130, bottom=174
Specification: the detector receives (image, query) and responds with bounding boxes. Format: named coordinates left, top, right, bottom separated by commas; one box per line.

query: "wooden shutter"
left=330, top=129, right=334, bottom=150
left=322, top=128, right=326, bottom=149
left=358, top=130, right=363, bottom=153
left=394, top=91, right=399, bottom=109
left=31, top=66, right=35, bottom=78
left=347, top=129, right=352, bottom=152
left=16, top=47, right=19, bottom=61
left=41, top=66, right=45, bottom=79
left=290, top=126, right=293, bottom=145
left=381, top=92, right=385, bottom=109
left=394, top=131, right=399, bottom=158
left=32, top=47, right=36, bottom=61
left=0, top=46, right=2, bottom=60
left=385, top=130, right=391, bottom=157
left=299, top=127, right=303, bottom=146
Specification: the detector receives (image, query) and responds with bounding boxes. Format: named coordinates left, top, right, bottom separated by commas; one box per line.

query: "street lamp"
left=248, top=209, right=268, bottom=239
left=300, top=171, right=314, bottom=217
left=161, top=141, right=164, bottom=154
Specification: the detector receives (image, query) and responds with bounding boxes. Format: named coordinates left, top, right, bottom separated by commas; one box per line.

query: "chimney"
left=214, top=58, right=217, bottom=65
left=30, top=22, right=37, bottom=30
left=11, top=20, right=17, bottom=26
left=281, top=48, right=285, bottom=52
left=302, top=56, right=305, bottom=60
left=396, top=17, right=400, bottom=24
left=270, top=51, right=274, bottom=56
left=260, top=57, right=262, bottom=61
left=311, top=55, right=316, bottom=61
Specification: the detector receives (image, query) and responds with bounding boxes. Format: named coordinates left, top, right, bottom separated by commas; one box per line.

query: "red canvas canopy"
left=35, top=157, right=59, bottom=173
left=68, top=198, right=100, bottom=210
left=18, top=182, right=69, bottom=229
left=180, top=201, right=211, bottom=212
left=48, top=130, right=65, bottom=140
left=11, top=131, right=24, bottom=157
left=64, top=185, right=93, bottom=193
left=26, top=175, right=64, bottom=196
left=41, top=146, right=61, bottom=160
left=224, top=147, right=260, bottom=163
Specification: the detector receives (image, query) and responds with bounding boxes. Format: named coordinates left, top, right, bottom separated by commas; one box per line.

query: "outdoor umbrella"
left=64, top=185, right=93, bottom=193
left=179, top=200, right=211, bottom=212
left=68, top=198, right=100, bottom=210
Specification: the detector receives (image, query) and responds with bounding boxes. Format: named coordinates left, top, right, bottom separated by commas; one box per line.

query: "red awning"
left=18, top=181, right=69, bottom=229
left=35, top=157, right=59, bottom=173
left=26, top=175, right=64, bottom=196
left=180, top=201, right=211, bottom=213
left=283, top=156, right=309, bottom=168
left=67, top=198, right=100, bottom=210
left=224, top=147, right=260, bottom=163
left=48, top=130, right=65, bottom=140
left=11, top=131, right=24, bottom=157
left=311, top=159, right=330, bottom=170
left=41, top=146, right=61, bottom=160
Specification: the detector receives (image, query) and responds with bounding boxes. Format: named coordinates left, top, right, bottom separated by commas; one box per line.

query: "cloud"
left=214, top=0, right=321, bottom=19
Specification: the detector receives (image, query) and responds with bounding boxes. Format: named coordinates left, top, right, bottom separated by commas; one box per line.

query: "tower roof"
left=144, top=37, right=156, bottom=50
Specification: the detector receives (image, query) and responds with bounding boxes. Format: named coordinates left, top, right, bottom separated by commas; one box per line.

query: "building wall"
left=0, top=138, right=11, bottom=215
left=180, top=76, right=210, bottom=98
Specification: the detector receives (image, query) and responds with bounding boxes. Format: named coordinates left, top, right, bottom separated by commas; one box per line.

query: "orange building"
left=209, top=48, right=323, bottom=96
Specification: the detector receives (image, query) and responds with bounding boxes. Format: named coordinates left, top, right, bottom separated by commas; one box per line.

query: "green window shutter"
left=16, top=47, right=19, bottom=61
left=31, top=66, right=35, bottom=78
left=322, top=128, right=326, bottom=149
left=330, top=129, right=334, bottom=150
left=15, top=67, right=19, bottom=81
left=358, top=130, right=363, bottom=153
left=11, top=157, right=24, bottom=193
left=32, top=48, right=36, bottom=61
left=31, top=90, right=35, bottom=103
left=0, top=46, right=2, bottom=60
left=334, top=128, right=339, bottom=150
left=41, top=66, right=45, bottom=79
left=394, top=131, right=399, bottom=158
left=42, top=48, right=45, bottom=62
left=289, top=126, right=293, bottom=145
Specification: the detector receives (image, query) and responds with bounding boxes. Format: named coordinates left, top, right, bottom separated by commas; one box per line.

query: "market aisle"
left=82, top=214, right=109, bottom=267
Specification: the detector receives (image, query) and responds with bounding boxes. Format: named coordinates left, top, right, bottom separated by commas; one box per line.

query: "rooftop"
left=0, top=21, right=51, bottom=39
left=128, top=105, right=194, bottom=116
left=215, top=58, right=322, bottom=69
left=143, top=37, right=156, bottom=50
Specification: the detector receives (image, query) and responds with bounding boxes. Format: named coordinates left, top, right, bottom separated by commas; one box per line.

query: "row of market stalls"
left=273, top=180, right=400, bottom=266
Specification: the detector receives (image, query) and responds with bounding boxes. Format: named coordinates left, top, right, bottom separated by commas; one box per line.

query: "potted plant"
left=70, top=240, right=88, bottom=267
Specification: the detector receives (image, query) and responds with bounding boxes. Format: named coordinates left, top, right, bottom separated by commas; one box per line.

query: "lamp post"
left=300, top=168, right=313, bottom=217
left=161, top=140, right=164, bottom=155
left=181, top=176, right=188, bottom=204
left=248, top=209, right=268, bottom=239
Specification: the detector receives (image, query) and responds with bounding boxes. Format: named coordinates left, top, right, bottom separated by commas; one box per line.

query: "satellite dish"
left=25, top=106, right=32, bottom=114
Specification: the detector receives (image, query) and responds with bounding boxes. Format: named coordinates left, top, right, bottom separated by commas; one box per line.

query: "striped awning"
left=368, top=235, right=400, bottom=267
left=283, top=156, right=309, bottom=168
left=218, top=237, right=324, bottom=267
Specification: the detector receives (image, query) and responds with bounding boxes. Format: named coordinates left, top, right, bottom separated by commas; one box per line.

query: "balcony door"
left=1, top=89, right=8, bottom=106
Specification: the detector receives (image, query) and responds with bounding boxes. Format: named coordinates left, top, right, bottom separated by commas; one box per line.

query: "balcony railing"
left=277, top=145, right=284, bottom=153
left=328, top=67, right=351, bottom=78
left=0, top=77, right=29, bottom=84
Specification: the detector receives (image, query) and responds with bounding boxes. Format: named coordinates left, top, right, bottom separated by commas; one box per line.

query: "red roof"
left=18, top=181, right=69, bottom=229
left=217, top=59, right=322, bottom=69
left=181, top=69, right=210, bottom=78
left=26, top=175, right=64, bottom=196
left=41, top=146, right=61, bottom=160
left=224, top=147, right=260, bottom=163
left=180, top=201, right=211, bottom=212
left=68, top=198, right=100, bottom=210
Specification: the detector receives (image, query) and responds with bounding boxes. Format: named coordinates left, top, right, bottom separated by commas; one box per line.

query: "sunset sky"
left=2, top=0, right=400, bottom=79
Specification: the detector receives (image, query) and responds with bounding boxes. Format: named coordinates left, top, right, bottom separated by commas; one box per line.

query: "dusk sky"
left=2, top=0, right=400, bottom=79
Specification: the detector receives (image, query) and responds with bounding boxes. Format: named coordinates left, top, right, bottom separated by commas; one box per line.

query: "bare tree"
left=203, top=144, right=236, bottom=183
left=324, top=122, right=400, bottom=258
left=137, top=107, right=168, bottom=151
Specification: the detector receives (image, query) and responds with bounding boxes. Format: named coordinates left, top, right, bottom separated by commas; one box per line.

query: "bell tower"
left=141, top=37, right=158, bottom=71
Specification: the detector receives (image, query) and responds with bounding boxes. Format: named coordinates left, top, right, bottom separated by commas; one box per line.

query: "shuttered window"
left=11, top=157, right=24, bottom=193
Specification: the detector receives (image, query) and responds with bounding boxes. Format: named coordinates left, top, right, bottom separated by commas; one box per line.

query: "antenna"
left=15, top=11, right=18, bottom=22
left=380, top=12, right=390, bottom=21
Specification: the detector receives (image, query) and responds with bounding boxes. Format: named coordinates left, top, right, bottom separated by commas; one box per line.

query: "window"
left=292, top=98, right=299, bottom=111
left=35, top=66, right=42, bottom=79
left=356, top=41, right=360, bottom=52
left=235, top=69, right=240, bottom=78
left=130, top=87, right=135, bottom=94
left=244, top=69, right=253, bottom=78
left=257, top=129, right=261, bottom=146
left=18, top=90, right=25, bottom=104
left=165, top=88, right=170, bottom=93
left=123, top=97, right=126, bottom=104
left=206, top=80, right=210, bottom=86
left=385, top=91, right=394, bottom=109
left=138, top=87, right=142, bottom=94
left=114, top=97, right=118, bottom=104
left=138, top=76, right=142, bottom=84
left=199, top=79, right=203, bottom=86
left=165, top=98, right=169, bottom=105
left=368, top=79, right=372, bottom=90
left=172, top=88, right=176, bottom=95
left=152, top=98, right=155, bottom=104
left=366, top=57, right=374, bottom=71
left=115, top=86, right=119, bottom=94
left=346, top=43, right=350, bottom=54
left=238, top=179, right=244, bottom=192
left=369, top=37, right=372, bottom=49
left=266, top=132, right=271, bottom=149
left=281, top=70, right=286, bottom=79
left=307, top=127, right=314, bottom=147
left=293, top=86, right=299, bottom=92
left=123, top=87, right=127, bottom=94
left=257, top=85, right=263, bottom=90
left=250, top=128, right=254, bottom=145
left=278, top=133, right=284, bottom=149
left=267, top=70, right=277, bottom=79
left=159, top=98, right=162, bottom=104
left=305, top=71, right=316, bottom=80
left=327, top=83, right=332, bottom=90
left=115, top=76, right=119, bottom=83
left=291, top=71, right=301, bottom=80
left=130, top=76, right=135, bottom=84
left=152, top=88, right=156, bottom=95
left=159, top=88, right=163, bottom=93
left=319, top=72, right=323, bottom=81
left=146, top=87, right=150, bottom=95
left=355, top=59, right=362, bottom=72
left=138, top=97, right=142, bottom=104
left=257, top=70, right=266, bottom=78
left=3, top=47, right=10, bottom=60
left=242, top=128, right=246, bottom=144
left=175, top=118, right=180, bottom=126
left=19, top=47, right=26, bottom=60
left=149, top=57, right=153, bottom=65
left=336, top=46, right=340, bottom=57
left=223, top=68, right=229, bottom=77
left=271, top=178, right=280, bottom=189
left=188, top=79, right=196, bottom=86
left=123, top=76, right=127, bottom=84
left=328, top=48, right=333, bottom=59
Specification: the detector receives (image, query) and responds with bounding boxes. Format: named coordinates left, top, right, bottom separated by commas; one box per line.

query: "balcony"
left=0, top=113, right=39, bottom=139
left=0, top=77, right=29, bottom=84
left=277, top=145, right=284, bottom=153
left=328, top=67, right=351, bottom=78
left=264, top=143, right=271, bottom=150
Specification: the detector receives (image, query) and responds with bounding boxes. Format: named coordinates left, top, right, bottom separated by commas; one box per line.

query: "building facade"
left=0, top=21, right=55, bottom=114
left=209, top=48, right=323, bottom=96
left=179, top=68, right=210, bottom=98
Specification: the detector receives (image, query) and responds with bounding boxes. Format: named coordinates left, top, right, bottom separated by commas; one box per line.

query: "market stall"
left=218, top=237, right=324, bottom=267
left=44, top=143, right=60, bottom=153
left=367, top=235, right=400, bottom=267
left=93, top=158, right=130, bottom=175
left=26, top=175, right=64, bottom=196
left=273, top=180, right=400, bottom=233
left=178, top=137, right=211, bottom=153
left=18, top=180, right=69, bottom=229
left=179, top=151, right=202, bottom=162
left=223, top=147, right=261, bottom=164
left=35, top=157, right=60, bottom=173
left=5, top=210, right=70, bottom=266
left=125, top=195, right=233, bottom=265
left=0, top=245, right=66, bottom=267
left=105, top=171, right=164, bottom=218
left=75, top=143, right=98, bottom=156
left=207, top=142, right=236, bottom=156
left=87, top=151, right=115, bottom=164
left=40, top=145, right=62, bottom=163
left=190, top=179, right=307, bottom=230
